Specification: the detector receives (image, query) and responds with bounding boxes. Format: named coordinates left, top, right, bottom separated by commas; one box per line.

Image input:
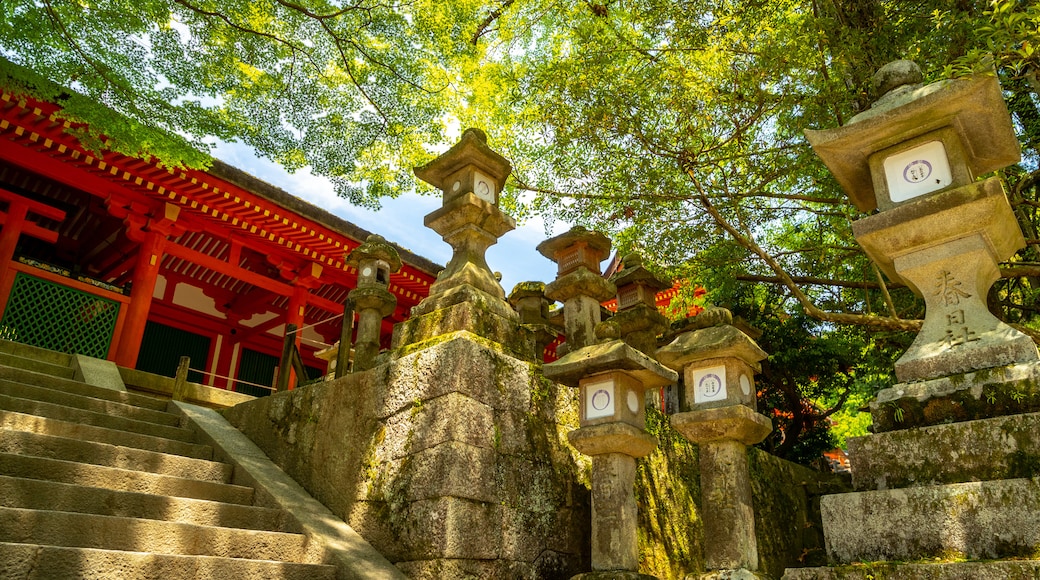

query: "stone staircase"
left=0, top=343, right=339, bottom=579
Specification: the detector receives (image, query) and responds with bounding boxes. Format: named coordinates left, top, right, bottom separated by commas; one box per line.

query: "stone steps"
left=1, top=506, right=308, bottom=560
left=0, top=475, right=287, bottom=530
left=0, top=363, right=168, bottom=410
left=0, top=343, right=361, bottom=579
left=0, top=409, right=212, bottom=459
left=0, top=428, right=231, bottom=481
left=0, top=542, right=338, bottom=580
left=0, top=339, right=74, bottom=367
left=0, top=452, right=254, bottom=503
left=0, top=378, right=181, bottom=426
left=0, top=392, right=194, bottom=442
left=0, top=349, right=74, bottom=379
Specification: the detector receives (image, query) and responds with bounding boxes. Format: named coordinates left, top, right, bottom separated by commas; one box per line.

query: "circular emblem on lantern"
left=699, top=373, right=723, bottom=398
left=903, top=159, right=932, bottom=184
left=591, top=389, right=612, bottom=411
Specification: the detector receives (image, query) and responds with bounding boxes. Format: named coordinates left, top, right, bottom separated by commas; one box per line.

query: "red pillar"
left=113, top=231, right=165, bottom=368
left=0, top=202, right=28, bottom=317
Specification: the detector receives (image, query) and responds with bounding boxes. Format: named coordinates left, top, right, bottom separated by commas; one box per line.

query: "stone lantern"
left=537, top=227, right=616, bottom=355
left=545, top=340, right=677, bottom=578
left=805, top=61, right=1038, bottom=387
left=601, top=252, right=670, bottom=355
left=345, top=234, right=402, bottom=370
left=508, top=281, right=560, bottom=359
left=413, top=128, right=514, bottom=302
left=656, top=308, right=772, bottom=578
left=392, top=128, right=523, bottom=353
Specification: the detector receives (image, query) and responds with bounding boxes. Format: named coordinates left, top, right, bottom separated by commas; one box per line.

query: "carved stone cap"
left=609, top=252, right=672, bottom=291
left=567, top=421, right=659, bottom=458
left=804, top=66, right=1020, bottom=212
left=544, top=339, right=677, bottom=388
left=536, top=226, right=612, bottom=261
left=508, top=280, right=547, bottom=302
left=656, top=324, right=768, bottom=372
left=345, top=234, right=403, bottom=272
left=671, top=405, right=772, bottom=445
left=413, top=128, right=512, bottom=194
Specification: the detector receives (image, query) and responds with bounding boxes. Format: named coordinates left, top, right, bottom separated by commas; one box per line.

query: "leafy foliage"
left=3, top=0, right=1040, bottom=462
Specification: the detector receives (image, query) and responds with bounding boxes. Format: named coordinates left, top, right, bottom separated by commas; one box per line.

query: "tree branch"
left=685, top=169, right=922, bottom=333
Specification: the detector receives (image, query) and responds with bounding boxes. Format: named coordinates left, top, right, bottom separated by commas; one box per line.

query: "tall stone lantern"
left=392, top=128, right=522, bottom=352
left=805, top=61, right=1038, bottom=390
left=345, top=234, right=402, bottom=370
left=657, top=308, right=772, bottom=578
left=414, top=128, right=514, bottom=302
left=545, top=339, right=676, bottom=578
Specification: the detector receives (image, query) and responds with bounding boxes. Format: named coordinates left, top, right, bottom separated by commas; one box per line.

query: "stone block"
left=392, top=285, right=527, bottom=355
left=849, top=412, right=1040, bottom=491
left=380, top=392, right=495, bottom=460
left=396, top=497, right=503, bottom=560
left=820, top=478, right=1040, bottom=563
left=782, top=560, right=1040, bottom=580
left=367, top=441, right=499, bottom=504
left=377, top=336, right=532, bottom=416
left=395, top=558, right=545, bottom=580
left=870, top=361, right=1040, bottom=432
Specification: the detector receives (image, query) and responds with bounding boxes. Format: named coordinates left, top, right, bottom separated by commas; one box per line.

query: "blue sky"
left=212, top=142, right=567, bottom=295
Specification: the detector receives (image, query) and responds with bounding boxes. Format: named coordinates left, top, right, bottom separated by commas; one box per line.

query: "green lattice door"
left=0, top=272, right=121, bottom=358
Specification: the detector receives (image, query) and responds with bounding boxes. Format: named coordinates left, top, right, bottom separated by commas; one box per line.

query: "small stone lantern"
left=545, top=340, right=677, bottom=577
left=538, top=227, right=616, bottom=355
left=805, top=61, right=1038, bottom=386
left=602, top=253, right=670, bottom=355
left=656, top=309, right=772, bottom=578
left=345, top=234, right=402, bottom=370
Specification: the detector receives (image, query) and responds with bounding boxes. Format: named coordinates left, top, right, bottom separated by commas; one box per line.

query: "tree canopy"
left=3, top=0, right=1039, bottom=461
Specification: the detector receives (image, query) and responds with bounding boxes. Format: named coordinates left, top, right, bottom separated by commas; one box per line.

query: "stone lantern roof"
left=345, top=234, right=403, bottom=272
left=804, top=62, right=1020, bottom=212
left=413, top=128, right=511, bottom=197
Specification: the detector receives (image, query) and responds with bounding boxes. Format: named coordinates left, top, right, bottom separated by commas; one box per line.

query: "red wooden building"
left=0, top=92, right=438, bottom=395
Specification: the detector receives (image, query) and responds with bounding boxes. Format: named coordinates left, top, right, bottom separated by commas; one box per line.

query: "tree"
left=3, top=0, right=1039, bottom=462
left=0, top=0, right=492, bottom=205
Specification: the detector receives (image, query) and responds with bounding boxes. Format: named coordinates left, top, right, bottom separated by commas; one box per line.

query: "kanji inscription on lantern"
left=693, top=365, right=727, bottom=404
left=933, top=270, right=971, bottom=306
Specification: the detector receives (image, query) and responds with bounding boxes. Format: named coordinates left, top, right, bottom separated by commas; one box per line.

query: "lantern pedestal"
left=852, top=178, right=1037, bottom=383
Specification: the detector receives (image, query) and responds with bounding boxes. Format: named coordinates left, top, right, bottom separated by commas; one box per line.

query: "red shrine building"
left=0, top=91, right=439, bottom=395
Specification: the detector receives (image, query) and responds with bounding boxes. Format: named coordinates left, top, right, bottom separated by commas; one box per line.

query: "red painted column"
left=0, top=201, right=28, bottom=317
left=113, top=231, right=166, bottom=368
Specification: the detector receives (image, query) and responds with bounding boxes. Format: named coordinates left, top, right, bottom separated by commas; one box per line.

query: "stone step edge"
left=0, top=428, right=230, bottom=482
left=0, top=378, right=181, bottom=427
left=782, top=559, right=1040, bottom=579
left=0, top=392, right=195, bottom=443
left=0, top=542, right=338, bottom=580
left=173, top=400, right=409, bottom=580
left=0, top=350, right=74, bottom=378
left=0, top=408, right=212, bottom=460
left=1, top=505, right=306, bottom=561
left=0, top=339, right=73, bottom=367
left=0, top=363, right=168, bottom=411
left=0, top=474, right=287, bottom=531
left=0, top=452, right=254, bottom=505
